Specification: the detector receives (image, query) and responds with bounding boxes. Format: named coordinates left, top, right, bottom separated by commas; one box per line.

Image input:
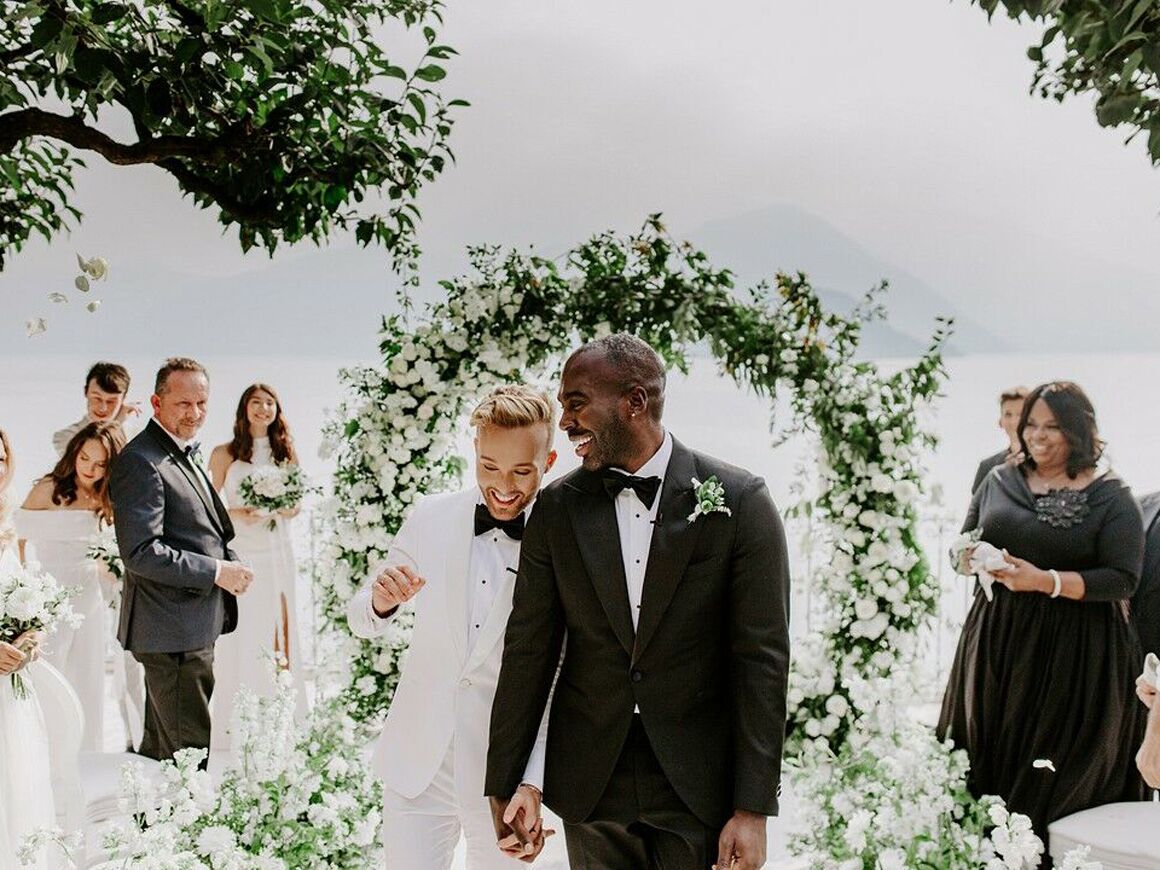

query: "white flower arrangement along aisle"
left=314, top=215, right=1100, bottom=867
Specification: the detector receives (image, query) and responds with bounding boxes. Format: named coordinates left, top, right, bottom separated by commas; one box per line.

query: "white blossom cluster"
left=87, top=673, right=381, bottom=869
left=315, top=269, right=571, bottom=720
left=1, top=558, right=82, bottom=697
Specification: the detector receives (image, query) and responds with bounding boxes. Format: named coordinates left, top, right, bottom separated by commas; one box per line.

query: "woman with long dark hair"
left=17, top=421, right=125, bottom=752
left=939, top=382, right=1147, bottom=864
left=208, top=383, right=304, bottom=749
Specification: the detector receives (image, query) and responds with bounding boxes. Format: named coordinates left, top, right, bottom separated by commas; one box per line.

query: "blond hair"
left=470, top=385, right=556, bottom=442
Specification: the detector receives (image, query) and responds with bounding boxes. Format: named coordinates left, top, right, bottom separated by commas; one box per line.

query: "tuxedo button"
left=459, top=678, right=472, bottom=688
left=631, top=670, right=643, bottom=683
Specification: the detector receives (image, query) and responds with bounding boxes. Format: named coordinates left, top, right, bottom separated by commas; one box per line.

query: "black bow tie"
left=184, top=443, right=202, bottom=461
left=602, top=470, right=662, bottom=509
left=474, top=503, right=525, bottom=541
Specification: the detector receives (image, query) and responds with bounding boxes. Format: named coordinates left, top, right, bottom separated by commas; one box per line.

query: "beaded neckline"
left=1034, top=488, right=1091, bottom=529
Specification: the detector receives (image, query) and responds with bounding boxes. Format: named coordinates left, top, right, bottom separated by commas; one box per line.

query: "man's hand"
left=490, top=793, right=552, bottom=863
left=372, top=565, right=424, bottom=617
left=216, top=561, right=254, bottom=596
left=715, top=810, right=767, bottom=870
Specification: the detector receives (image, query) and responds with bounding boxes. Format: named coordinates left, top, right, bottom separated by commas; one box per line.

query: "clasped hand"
left=991, top=552, right=1051, bottom=594
left=489, top=788, right=553, bottom=863
left=0, top=630, right=44, bottom=677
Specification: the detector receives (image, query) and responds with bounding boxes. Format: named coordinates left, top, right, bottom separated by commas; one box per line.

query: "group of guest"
left=944, top=382, right=1160, bottom=866
left=0, top=360, right=306, bottom=857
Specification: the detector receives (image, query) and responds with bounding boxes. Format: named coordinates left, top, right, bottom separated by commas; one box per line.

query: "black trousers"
left=563, top=716, right=720, bottom=870
left=133, top=645, right=215, bottom=767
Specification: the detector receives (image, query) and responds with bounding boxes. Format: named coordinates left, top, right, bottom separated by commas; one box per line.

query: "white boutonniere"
left=688, top=476, right=731, bottom=523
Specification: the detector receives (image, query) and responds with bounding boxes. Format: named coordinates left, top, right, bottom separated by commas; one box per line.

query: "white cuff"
left=521, top=740, right=546, bottom=793
left=214, top=559, right=222, bottom=583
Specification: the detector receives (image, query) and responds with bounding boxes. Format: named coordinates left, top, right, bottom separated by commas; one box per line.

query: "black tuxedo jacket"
left=1134, top=491, right=1160, bottom=656
left=485, top=437, right=790, bottom=827
left=109, top=419, right=238, bottom=653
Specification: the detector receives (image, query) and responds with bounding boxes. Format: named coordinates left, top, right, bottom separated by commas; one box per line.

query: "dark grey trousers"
left=133, top=645, right=215, bottom=767
left=563, top=716, right=720, bottom=870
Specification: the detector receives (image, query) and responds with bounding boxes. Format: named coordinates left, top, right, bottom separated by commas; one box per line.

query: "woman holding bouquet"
left=17, top=421, right=125, bottom=752
left=938, top=382, right=1147, bottom=865
left=0, top=427, right=58, bottom=868
left=209, top=383, right=304, bottom=749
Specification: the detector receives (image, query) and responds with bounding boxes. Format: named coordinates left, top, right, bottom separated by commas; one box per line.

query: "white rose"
left=853, top=598, right=879, bottom=621
left=83, top=256, right=109, bottom=280
left=4, top=587, right=45, bottom=621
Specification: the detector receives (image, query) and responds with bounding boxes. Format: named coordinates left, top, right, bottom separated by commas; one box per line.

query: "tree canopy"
left=974, top=0, right=1160, bottom=164
left=0, top=0, right=463, bottom=276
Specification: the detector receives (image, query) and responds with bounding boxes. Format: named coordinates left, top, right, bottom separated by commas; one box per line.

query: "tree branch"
left=0, top=106, right=231, bottom=162
left=156, top=157, right=281, bottom=226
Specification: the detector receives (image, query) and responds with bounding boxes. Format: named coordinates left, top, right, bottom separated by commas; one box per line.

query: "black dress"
left=938, top=465, right=1148, bottom=861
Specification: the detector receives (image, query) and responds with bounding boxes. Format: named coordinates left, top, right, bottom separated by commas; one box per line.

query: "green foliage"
left=0, top=0, right=463, bottom=276
left=972, top=0, right=1160, bottom=164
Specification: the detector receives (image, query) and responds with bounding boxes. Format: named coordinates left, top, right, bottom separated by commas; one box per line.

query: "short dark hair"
left=1018, top=381, right=1104, bottom=478
left=155, top=357, right=209, bottom=395
left=569, top=333, right=667, bottom=421
left=85, top=362, right=130, bottom=395
left=999, top=386, right=1028, bottom=406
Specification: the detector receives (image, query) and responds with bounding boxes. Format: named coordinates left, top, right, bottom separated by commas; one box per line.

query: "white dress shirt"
left=610, top=431, right=673, bottom=631
left=466, top=499, right=525, bottom=656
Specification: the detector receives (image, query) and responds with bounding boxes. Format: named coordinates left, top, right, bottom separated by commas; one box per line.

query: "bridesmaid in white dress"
left=17, top=421, right=125, bottom=753
left=208, top=383, right=304, bottom=750
left=0, top=427, right=56, bottom=869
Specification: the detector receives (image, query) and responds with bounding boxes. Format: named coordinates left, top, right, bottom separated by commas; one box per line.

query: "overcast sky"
left=4, top=0, right=1160, bottom=354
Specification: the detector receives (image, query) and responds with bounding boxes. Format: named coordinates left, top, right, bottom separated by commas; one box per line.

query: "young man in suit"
left=347, top=384, right=558, bottom=868
left=486, top=334, right=791, bottom=870
left=109, top=357, right=253, bottom=763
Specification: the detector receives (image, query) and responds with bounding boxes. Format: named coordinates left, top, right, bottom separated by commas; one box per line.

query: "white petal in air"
left=48, top=292, right=69, bottom=304
left=1032, top=759, right=1056, bottom=772
left=86, top=299, right=102, bottom=313
left=75, top=274, right=90, bottom=292
left=26, top=318, right=47, bottom=337
left=76, top=252, right=86, bottom=271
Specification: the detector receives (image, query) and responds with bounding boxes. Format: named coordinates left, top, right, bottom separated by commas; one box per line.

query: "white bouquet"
left=86, top=525, right=124, bottom=580
left=87, top=525, right=125, bottom=610
left=0, top=560, right=81, bottom=698
left=238, top=463, right=312, bottom=530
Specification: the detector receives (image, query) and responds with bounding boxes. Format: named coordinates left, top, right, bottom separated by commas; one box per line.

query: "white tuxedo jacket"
left=347, top=487, right=548, bottom=801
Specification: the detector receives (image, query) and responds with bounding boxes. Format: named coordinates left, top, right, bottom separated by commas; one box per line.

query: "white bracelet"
left=1049, top=569, right=1062, bottom=599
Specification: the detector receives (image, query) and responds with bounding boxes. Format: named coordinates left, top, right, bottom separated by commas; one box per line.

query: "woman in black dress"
left=938, top=381, right=1147, bottom=862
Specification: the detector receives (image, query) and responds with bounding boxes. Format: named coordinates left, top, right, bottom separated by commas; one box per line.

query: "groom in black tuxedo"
left=486, top=334, right=790, bottom=870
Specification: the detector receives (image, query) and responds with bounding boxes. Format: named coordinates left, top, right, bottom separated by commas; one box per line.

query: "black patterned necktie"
left=602, top=470, right=662, bottom=509
left=474, top=503, right=525, bottom=540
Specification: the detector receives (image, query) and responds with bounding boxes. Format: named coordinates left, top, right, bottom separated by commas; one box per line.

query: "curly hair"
left=46, top=421, right=126, bottom=523
left=1018, top=381, right=1104, bottom=479
left=228, top=383, right=297, bottom=465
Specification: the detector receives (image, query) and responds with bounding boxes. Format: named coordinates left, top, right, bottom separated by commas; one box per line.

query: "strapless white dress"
left=212, top=438, right=304, bottom=750
left=0, top=546, right=57, bottom=869
left=15, top=508, right=107, bottom=752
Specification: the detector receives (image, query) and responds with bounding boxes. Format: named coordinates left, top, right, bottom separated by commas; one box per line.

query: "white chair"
left=1049, top=802, right=1160, bottom=869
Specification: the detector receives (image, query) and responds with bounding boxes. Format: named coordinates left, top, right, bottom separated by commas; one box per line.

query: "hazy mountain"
left=8, top=202, right=1006, bottom=360
left=684, top=204, right=1008, bottom=357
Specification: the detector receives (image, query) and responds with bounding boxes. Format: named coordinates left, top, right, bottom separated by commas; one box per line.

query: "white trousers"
left=382, top=744, right=522, bottom=870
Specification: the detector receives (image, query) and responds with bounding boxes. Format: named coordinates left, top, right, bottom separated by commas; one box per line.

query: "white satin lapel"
left=464, top=559, right=517, bottom=674
left=441, top=490, right=475, bottom=667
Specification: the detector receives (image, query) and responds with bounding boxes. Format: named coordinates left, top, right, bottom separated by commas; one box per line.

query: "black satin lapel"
left=633, top=441, right=703, bottom=662
left=566, top=485, right=635, bottom=658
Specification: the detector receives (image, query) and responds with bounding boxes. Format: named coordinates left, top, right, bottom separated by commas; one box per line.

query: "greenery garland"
left=315, top=216, right=1062, bottom=866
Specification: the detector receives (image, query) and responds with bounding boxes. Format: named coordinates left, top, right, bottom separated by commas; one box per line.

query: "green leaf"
left=414, top=65, right=446, bottom=82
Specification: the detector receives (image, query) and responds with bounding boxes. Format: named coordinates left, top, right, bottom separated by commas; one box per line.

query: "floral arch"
left=315, top=217, right=1041, bottom=865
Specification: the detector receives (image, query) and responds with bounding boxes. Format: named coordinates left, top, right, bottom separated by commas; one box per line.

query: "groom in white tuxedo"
left=347, top=384, right=558, bottom=868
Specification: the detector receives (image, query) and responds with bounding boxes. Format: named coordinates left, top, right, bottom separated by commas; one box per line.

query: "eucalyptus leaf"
left=75, top=274, right=90, bottom=292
